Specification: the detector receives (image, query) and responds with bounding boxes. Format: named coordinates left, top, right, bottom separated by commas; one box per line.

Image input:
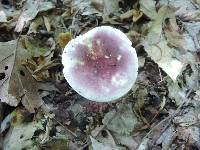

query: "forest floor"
left=0, top=0, right=200, bottom=150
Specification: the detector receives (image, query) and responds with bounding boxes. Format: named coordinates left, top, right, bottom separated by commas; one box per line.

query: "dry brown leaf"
left=0, top=40, right=43, bottom=112
left=24, top=51, right=60, bottom=82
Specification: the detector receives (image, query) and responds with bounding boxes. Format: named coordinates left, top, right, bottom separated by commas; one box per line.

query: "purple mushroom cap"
left=62, top=26, right=138, bottom=102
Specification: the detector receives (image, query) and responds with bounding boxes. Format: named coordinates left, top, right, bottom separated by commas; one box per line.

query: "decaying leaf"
left=40, top=138, right=69, bottom=150
left=174, top=108, right=198, bottom=127
left=102, top=103, right=138, bottom=135
left=112, top=133, right=139, bottom=150
left=1, top=107, right=31, bottom=133
left=3, top=121, right=43, bottom=150
left=132, top=9, right=143, bottom=22
left=120, top=9, right=134, bottom=20
left=0, top=11, right=7, bottom=23
left=142, top=6, right=197, bottom=80
left=102, top=0, right=122, bottom=23
left=71, top=0, right=102, bottom=16
left=176, top=126, right=200, bottom=147
left=0, top=114, right=12, bottom=134
left=139, top=0, right=157, bottom=19
left=167, top=64, right=199, bottom=106
left=91, top=0, right=104, bottom=12
left=43, top=16, right=51, bottom=32
left=23, top=50, right=60, bottom=82
left=159, top=0, right=199, bottom=21
left=164, top=15, right=196, bottom=52
left=27, top=17, right=44, bottom=34
left=15, top=0, right=55, bottom=32
left=0, top=40, right=44, bottom=112
left=103, top=0, right=121, bottom=16
left=155, top=125, right=176, bottom=149
left=90, top=136, right=126, bottom=150
left=167, top=78, right=186, bottom=106
left=120, top=9, right=143, bottom=23
left=137, top=118, right=177, bottom=150
left=22, top=36, right=51, bottom=57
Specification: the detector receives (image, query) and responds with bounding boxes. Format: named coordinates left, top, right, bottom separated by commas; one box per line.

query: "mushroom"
left=62, top=26, right=138, bottom=102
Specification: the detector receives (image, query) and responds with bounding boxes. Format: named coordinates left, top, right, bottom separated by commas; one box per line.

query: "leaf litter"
left=0, top=0, right=200, bottom=149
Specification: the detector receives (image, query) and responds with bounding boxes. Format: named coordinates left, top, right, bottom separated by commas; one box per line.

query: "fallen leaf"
left=120, top=9, right=134, bottom=20
left=27, top=16, right=44, bottom=34
left=91, top=0, right=104, bottom=12
left=132, top=9, right=143, bottom=22
left=176, top=126, right=200, bottom=147
left=174, top=108, right=198, bottom=127
left=112, top=133, right=139, bottom=150
left=156, top=126, right=176, bottom=149
left=137, top=118, right=175, bottom=150
left=40, top=138, right=69, bottom=150
left=102, top=0, right=122, bottom=23
left=71, top=0, right=102, bottom=16
left=22, top=36, right=50, bottom=57
left=0, top=11, right=7, bottom=23
left=142, top=16, right=184, bottom=80
left=167, top=78, right=187, bottom=106
left=0, top=40, right=44, bottom=112
left=103, top=0, right=121, bottom=16
left=3, top=121, right=43, bottom=150
left=90, top=136, right=126, bottom=150
left=102, top=103, right=139, bottom=135
left=139, top=0, right=157, bottom=19
left=43, top=16, right=51, bottom=32
left=0, top=114, right=12, bottom=134
left=164, top=15, right=196, bottom=52
left=159, top=0, right=200, bottom=22
left=120, top=9, right=143, bottom=22
left=15, top=0, right=55, bottom=32
left=184, top=22, right=200, bottom=51
left=167, top=64, right=198, bottom=106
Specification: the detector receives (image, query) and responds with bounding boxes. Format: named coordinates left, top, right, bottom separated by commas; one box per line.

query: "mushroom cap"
left=62, top=26, right=138, bottom=102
